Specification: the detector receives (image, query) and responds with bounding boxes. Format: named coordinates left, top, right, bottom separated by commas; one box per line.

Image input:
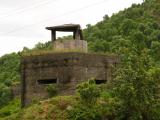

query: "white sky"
left=0, top=0, right=143, bottom=56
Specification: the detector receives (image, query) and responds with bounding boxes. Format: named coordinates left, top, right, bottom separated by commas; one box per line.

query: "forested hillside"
left=84, top=0, right=160, bottom=64
left=0, top=0, right=160, bottom=119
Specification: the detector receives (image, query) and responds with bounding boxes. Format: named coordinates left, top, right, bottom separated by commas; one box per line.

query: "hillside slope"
left=0, top=0, right=160, bottom=119
left=84, top=0, right=160, bottom=64
left=1, top=96, right=76, bottom=120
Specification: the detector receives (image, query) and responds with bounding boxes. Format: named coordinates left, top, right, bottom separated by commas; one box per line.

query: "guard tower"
left=46, top=24, right=87, bottom=52
left=21, top=24, right=119, bottom=107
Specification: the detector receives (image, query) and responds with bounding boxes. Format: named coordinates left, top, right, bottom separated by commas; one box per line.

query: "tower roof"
left=46, top=24, right=81, bottom=31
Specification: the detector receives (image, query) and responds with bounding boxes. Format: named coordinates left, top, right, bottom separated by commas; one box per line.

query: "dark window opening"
left=37, top=79, right=57, bottom=85
left=95, top=80, right=106, bottom=84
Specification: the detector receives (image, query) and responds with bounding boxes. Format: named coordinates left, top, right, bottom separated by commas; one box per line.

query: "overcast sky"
left=0, top=0, right=143, bottom=56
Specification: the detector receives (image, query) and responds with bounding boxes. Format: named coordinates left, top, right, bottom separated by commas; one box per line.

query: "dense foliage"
left=0, top=53, right=20, bottom=107
left=112, top=51, right=160, bottom=119
left=84, top=0, right=160, bottom=66
left=0, top=0, right=160, bottom=119
left=0, top=41, right=52, bottom=107
left=0, top=53, right=20, bottom=85
left=68, top=80, right=102, bottom=120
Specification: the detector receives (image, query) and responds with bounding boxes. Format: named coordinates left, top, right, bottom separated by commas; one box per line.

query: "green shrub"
left=0, top=98, right=20, bottom=118
left=77, top=79, right=101, bottom=105
left=45, top=84, right=58, bottom=97
left=68, top=79, right=102, bottom=120
left=68, top=103, right=102, bottom=120
left=0, top=84, right=12, bottom=107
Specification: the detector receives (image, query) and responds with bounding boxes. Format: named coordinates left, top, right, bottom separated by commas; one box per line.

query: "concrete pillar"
left=51, top=30, right=56, bottom=42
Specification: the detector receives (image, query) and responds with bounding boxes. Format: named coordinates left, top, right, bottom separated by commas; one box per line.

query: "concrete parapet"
left=53, top=40, right=87, bottom=52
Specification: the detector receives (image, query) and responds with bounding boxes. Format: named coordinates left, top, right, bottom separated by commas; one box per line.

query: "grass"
left=22, top=48, right=87, bottom=57
left=1, top=95, right=78, bottom=120
left=0, top=98, right=21, bottom=119
left=22, top=48, right=117, bottom=58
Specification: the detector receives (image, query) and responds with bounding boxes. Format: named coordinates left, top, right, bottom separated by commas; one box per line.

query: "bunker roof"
left=46, top=24, right=81, bottom=32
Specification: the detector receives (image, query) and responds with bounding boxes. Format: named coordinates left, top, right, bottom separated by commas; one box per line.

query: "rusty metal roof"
left=46, top=24, right=81, bottom=31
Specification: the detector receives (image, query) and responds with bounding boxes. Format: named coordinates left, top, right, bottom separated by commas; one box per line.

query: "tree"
left=112, top=50, right=160, bottom=120
left=77, top=79, right=100, bottom=105
left=68, top=79, right=102, bottom=120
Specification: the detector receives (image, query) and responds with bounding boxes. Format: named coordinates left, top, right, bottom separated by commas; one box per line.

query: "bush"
left=0, top=84, right=12, bottom=107
left=77, top=79, right=101, bottom=105
left=68, top=79, right=102, bottom=120
left=45, top=84, right=58, bottom=97
left=68, top=103, right=102, bottom=120
left=0, top=98, right=20, bottom=118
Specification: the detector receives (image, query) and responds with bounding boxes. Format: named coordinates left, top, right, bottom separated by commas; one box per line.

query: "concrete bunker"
left=21, top=24, right=119, bottom=107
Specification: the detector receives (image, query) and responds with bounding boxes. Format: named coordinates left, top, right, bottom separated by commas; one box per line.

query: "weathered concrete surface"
left=21, top=52, right=119, bottom=107
left=54, top=40, right=87, bottom=52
